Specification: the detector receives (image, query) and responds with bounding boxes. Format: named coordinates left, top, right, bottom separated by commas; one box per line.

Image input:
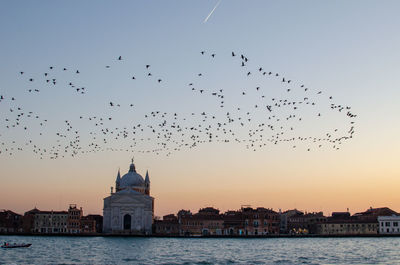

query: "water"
left=1, top=236, right=400, bottom=265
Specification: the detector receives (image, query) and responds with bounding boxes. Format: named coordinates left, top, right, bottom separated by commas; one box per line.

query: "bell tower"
left=115, top=168, right=121, bottom=192
left=145, top=170, right=150, bottom=195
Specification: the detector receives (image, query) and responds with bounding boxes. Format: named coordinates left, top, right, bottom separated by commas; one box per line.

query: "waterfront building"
left=103, top=159, right=154, bottom=234
left=80, top=216, right=97, bottom=233
left=0, top=210, right=23, bottom=233
left=86, top=214, right=103, bottom=233
left=175, top=207, right=280, bottom=236
left=21, top=206, right=99, bottom=234
left=378, top=215, right=400, bottom=234
left=156, top=207, right=280, bottom=236
left=22, top=208, right=40, bottom=233
left=317, top=212, right=378, bottom=235
left=223, top=210, right=245, bottom=235
left=67, top=204, right=100, bottom=234
left=154, top=214, right=180, bottom=236
left=32, top=210, right=68, bottom=233
left=287, top=211, right=326, bottom=234
left=179, top=207, right=224, bottom=236
left=279, top=209, right=303, bottom=234
left=67, top=204, right=83, bottom=233
left=242, top=207, right=280, bottom=235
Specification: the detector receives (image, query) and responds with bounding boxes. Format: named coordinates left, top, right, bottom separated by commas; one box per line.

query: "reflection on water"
left=0, top=236, right=400, bottom=265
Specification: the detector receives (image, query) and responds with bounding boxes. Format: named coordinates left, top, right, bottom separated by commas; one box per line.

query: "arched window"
left=123, top=214, right=131, bottom=230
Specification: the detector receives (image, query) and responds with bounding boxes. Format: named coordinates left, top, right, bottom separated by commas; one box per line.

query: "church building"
left=103, top=159, right=154, bottom=234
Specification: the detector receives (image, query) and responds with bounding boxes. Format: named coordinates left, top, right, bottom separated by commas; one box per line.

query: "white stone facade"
left=103, top=161, right=154, bottom=234
left=378, top=215, right=400, bottom=234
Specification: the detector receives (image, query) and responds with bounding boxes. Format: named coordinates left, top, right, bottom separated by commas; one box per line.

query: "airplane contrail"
left=203, top=0, right=222, bottom=23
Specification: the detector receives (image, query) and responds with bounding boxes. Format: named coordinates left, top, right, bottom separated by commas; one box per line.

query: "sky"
left=0, top=0, right=399, bottom=217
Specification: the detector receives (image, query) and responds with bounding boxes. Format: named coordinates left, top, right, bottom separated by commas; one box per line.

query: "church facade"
left=103, top=160, right=154, bottom=235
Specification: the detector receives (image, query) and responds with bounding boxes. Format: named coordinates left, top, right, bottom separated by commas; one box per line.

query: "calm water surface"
left=1, top=236, right=400, bottom=265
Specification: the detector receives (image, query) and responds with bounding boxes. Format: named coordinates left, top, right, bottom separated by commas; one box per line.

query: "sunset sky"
left=1, top=0, right=399, bottom=217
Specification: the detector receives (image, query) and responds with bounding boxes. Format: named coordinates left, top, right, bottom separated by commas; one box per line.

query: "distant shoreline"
left=1, top=233, right=400, bottom=238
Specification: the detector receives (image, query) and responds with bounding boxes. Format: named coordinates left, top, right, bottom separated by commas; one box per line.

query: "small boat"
left=1, top=243, right=32, bottom=249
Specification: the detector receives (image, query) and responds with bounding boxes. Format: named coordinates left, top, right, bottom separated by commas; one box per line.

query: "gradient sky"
left=0, top=0, right=399, bottom=217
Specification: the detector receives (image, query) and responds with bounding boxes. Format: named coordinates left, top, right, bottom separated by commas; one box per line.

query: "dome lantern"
left=129, top=158, right=136, bottom=172
left=119, top=159, right=145, bottom=191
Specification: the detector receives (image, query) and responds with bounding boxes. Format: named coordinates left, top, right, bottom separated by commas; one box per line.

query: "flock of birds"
left=0, top=50, right=357, bottom=159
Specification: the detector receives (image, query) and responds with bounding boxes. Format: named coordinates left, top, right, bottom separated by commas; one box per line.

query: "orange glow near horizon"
left=2, top=124, right=399, bottom=217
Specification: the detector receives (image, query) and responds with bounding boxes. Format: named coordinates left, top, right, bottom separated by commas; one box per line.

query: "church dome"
left=120, top=171, right=145, bottom=187
left=119, top=161, right=145, bottom=188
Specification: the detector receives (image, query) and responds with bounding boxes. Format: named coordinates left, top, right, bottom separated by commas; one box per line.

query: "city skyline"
left=1, top=1, right=399, bottom=217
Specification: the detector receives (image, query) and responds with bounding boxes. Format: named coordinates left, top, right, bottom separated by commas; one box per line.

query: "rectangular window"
left=393, top=222, right=398, bottom=227
left=386, top=222, right=391, bottom=227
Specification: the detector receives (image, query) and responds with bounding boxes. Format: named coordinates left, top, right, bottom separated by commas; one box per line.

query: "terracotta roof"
left=34, top=210, right=68, bottom=215
left=354, top=207, right=398, bottom=216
